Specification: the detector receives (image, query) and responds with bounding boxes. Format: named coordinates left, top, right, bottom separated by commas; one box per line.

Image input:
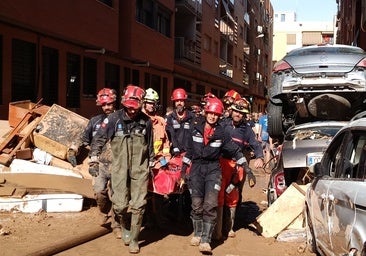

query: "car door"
left=307, top=131, right=346, bottom=253
left=328, top=132, right=366, bottom=254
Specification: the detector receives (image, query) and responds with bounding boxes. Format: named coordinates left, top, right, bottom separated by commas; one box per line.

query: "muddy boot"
left=129, top=214, right=143, bottom=254
left=190, top=219, right=203, bottom=246
left=199, top=222, right=214, bottom=253
left=120, top=213, right=131, bottom=246
left=228, top=207, right=236, bottom=238
left=212, top=206, right=223, bottom=241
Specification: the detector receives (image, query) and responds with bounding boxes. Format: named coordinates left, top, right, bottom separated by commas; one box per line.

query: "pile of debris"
left=0, top=100, right=94, bottom=213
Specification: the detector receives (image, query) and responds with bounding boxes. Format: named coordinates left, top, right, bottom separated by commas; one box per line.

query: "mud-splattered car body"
left=306, top=117, right=366, bottom=255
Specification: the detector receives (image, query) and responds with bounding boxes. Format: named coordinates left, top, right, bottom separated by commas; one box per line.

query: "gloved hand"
left=89, top=162, right=99, bottom=177
left=179, top=164, right=189, bottom=188
left=172, top=147, right=181, bottom=156
left=67, top=149, right=77, bottom=167
left=246, top=170, right=256, bottom=188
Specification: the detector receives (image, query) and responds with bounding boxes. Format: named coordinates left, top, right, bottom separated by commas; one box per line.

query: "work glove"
left=67, top=148, right=77, bottom=167
left=89, top=162, right=99, bottom=177
left=172, top=147, right=181, bottom=157
left=246, top=169, right=256, bottom=188
left=179, top=164, right=189, bottom=188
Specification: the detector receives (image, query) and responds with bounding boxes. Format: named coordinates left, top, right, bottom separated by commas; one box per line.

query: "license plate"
left=306, top=152, right=323, bottom=166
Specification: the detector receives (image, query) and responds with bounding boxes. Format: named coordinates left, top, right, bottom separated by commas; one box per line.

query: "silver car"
left=306, top=117, right=366, bottom=255
left=267, top=121, right=346, bottom=205
left=268, top=44, right=366, bottom=139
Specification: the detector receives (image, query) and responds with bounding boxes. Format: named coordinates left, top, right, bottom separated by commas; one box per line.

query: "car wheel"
left=305, top=204, right=317, bottom=253
left=267, top=101, right=284, bottom=140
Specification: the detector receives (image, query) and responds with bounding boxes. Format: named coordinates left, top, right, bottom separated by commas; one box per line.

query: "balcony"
left=175, top=37, right=201, bottom=65
left=176, top=0, right=202, bottom=17
left=219, top=59, right=233, bottom=78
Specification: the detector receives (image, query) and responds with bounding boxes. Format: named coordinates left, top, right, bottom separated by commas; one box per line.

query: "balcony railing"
left=175, top=37, right=201, bottom=64
left=176, top=0, right=202, bottom=16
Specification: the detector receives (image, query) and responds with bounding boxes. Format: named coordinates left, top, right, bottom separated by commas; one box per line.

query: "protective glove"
left=88, top=162, right=99, bottom=177
left=67, top=149, right=77, bottom=167
left=172, top=147, right=181, bottom=156
left=179, top=164, right=189, bottom=188
left=246, top=170, right=256, bottom=188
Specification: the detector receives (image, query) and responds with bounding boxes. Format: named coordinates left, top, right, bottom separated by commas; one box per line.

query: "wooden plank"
left=256, top=183, right=309, bottom=238
left=0, top=186, right=15, bottom=196
left=0, top=173, right=94, bottom=198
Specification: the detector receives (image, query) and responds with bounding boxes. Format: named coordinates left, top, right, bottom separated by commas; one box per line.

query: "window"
left=281, top=14, right=285, bottom=22
left=136, top=0, right=171, bottom=37
left=12, top=39, right=36, bottom=102
left=42, top=46, right=59, bottom=105
left=105, top=62, right=120, bottom=91
left=124, top=67, right=131, bottom=86
left=98, top=0, right=112, bottom=7
left=132, top=69, right=140, bottom=85
left=83, top=57, right=97, bottom=97
left=66, top=53, right=81, bottom=108
left=287, top=34, right=296, bottom=45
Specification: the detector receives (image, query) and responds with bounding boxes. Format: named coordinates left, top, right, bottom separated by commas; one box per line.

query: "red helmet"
left=205, top=97, right=224, bottom=115
left=96, top=88, right=117, bottom=106
left=200, top=92, right=216, bottom=106
left=223, top=89, right=241, bottom=106
left=171, top=88, right=188, bottom=101
left=121, top=85, right=145, bottom=109
left=231, top=97, right=250, bottom=114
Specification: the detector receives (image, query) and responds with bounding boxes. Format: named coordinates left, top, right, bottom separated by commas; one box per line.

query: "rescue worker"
left=89, top=85, right=154, bottom=254
left=81, top=88, right=121, bottom=237
left=142, top=88, right=171, bottom=166
left=180, top=97, right=256, bottom=253
left=214, top=97, right=264, bottom=240
left=142, top=88, right=171, bottom=228
left=222, top=89, right=241, bottom=118
left=166, top=88, right=195, bottom=156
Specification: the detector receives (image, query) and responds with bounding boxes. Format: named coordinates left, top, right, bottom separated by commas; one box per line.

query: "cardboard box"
left=32, top=104, right=88, bottom=160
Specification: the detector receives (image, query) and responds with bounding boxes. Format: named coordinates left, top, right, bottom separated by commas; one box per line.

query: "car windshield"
left=287, top=46, right=365, bottom=57
left=285, top=126, right=342, bottom=141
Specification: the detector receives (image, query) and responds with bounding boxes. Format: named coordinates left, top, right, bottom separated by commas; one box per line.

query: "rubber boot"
left=120, top=213, right=131, bottom=246
left=228, top=207, right=236, bottom=238
left=212, top=206, right=223, bottom=240
left=190, top=219, right=203, bottom=246
left=129, top=214, right=143, bottom=254
left=199, top=222, right=215, bottom=253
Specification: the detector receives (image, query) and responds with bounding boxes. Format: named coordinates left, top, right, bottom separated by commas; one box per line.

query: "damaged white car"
left=306, top=117, right=366, bottom=255
left=268, top=44, right=366, bottom=140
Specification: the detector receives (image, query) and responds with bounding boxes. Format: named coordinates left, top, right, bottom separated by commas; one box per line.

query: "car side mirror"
left=310, top=162, right=322, bottom=177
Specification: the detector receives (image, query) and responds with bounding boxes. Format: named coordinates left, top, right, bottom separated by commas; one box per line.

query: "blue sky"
left=271, top=0, right=338, bottom=22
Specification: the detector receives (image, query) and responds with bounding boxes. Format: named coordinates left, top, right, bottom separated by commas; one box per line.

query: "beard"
left=175, top=105, right=184, bottom=113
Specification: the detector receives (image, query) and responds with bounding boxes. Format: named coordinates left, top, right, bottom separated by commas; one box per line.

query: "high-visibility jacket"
left=144, top=112, right=171, bottom=159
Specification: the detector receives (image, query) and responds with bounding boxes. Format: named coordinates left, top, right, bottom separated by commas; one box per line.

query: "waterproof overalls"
left=90, top=109, right=154, bottom=251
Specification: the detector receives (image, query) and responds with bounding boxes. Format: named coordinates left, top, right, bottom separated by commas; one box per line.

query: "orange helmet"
left=121, top=85, right=145, bottom=109
left=96, top=88, right=117, bottom=106
left=205, top=97, right=224, bottom=115
left=231, top=97, right=250, bottom=114
left=171, top=88, right=188, bottom=101
left=200, top=92, right=216, bottom=106
left=223, top=89, right=241, bottom=106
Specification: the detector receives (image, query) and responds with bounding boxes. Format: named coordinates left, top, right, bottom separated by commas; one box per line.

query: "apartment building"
left=273, top=11, right=335, bottom=63
left=0, top=0, right=273, bottom=119
left=336, top=0, right=366, bottom=50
